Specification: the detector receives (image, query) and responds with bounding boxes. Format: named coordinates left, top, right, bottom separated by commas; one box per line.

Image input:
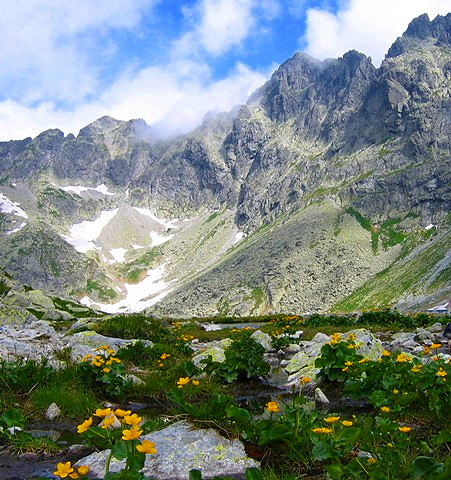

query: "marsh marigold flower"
left=341, top=420, right=353, bottom=427
left=393, top=389, right=399, bottom=395
left=76, top=466, right=89, bottom=476
left=95, top=408, right=112, bottom=417
left=437, top=368, right=447, bottom=377
left=396, top=353, right=411, bottom=363
left=177, top=377, right=190, bottom=388
left=136, top=439, right=157, bottom=454
left=330, top=333, right=342, bottom=344
left=192, top=380, right=200, bottom=386
left=300, top=376, right=311, bottom=384
left=77, top=417, right=92, bottom=434
left=367, top=458, right=377, bottom=465
left=380, top=406, right=390, bottom=413
left=102, top=367, right=111, bottom=373
left=124, top=414, right=142, bottom=426
left=324, top=416, right=340, bottom=424
left=101, top=415, right=115, bottom=429
left=347, top=343, right=357, bottom=349
left=122, top=427, right=142, bottom=441
left=399, top=426, right=411, bottom=433
left=54, top=462, right=74, bottom=478
left=266, top=401, right=279, bottom=412
left=411, top=365, right=422, bottom=373
left=114, top=409, right=131, bottom=418
left=312, top=427, right=333, bottom=434
left=345, top=361, right=353, bottom=366
left=431, top=343, right=442, bottom=349
left=382, top=350, right=391, bottom=357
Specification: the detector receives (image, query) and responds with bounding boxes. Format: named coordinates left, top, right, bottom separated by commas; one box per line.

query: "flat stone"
left=75, top=421, right=258, bottom=479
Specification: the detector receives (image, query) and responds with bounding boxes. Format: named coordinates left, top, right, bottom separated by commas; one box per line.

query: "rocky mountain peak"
left=386, top=13, right=451, bottom=58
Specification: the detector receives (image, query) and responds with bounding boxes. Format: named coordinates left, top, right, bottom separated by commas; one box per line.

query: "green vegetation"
left=118, top=248, right=160, bottom=282
left=86, top=278, right=118, bottom=301
left=335, top=231, right=451, bottom=311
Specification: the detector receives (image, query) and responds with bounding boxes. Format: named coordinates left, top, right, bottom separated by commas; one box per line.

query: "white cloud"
left=0, top=61, right=269, bottom=141
left=0, top=0, right=155, bottom=103
left=303, top=0, right=450, bottom=66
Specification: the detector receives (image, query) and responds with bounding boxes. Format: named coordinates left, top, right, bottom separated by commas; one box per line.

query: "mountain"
left=0, top=13, right=449, bottom=316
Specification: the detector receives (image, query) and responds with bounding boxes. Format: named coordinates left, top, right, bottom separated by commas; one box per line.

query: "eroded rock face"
left=75, top=421, right=258, bottom=479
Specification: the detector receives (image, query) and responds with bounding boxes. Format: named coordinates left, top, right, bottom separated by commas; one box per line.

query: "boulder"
left=192, top=338, right=233, bottom=367
left=45, top=403, right=61, bottom=421
left=75, top=421, right=258, bottom=479
left=250, top=330, right=272, bottom=351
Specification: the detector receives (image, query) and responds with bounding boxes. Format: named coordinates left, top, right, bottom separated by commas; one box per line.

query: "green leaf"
left=189, top=470, right=203, bottom=480
left=111, top=442, right=128, bottom=460
left=245, top=467, right=264, bottom=480
left=413, top=456, right=444, bottom=480
left=326, top=463, right=343, bottom=479
left=226, top=405, right=252, bottom=423
left=311, top=440, right=335, bottom=460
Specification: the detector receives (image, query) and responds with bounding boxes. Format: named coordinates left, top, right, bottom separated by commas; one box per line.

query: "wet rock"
left=76, top=420, right=258, bottom=479
left=314, top=388, right=330, bottom=405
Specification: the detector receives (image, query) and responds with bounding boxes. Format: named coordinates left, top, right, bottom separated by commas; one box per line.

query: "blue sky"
left=0, top=0, right=448, bottom=141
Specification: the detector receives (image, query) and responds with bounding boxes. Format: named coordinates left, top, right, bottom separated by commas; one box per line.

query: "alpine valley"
left=0, top=13, right=450, bottom=318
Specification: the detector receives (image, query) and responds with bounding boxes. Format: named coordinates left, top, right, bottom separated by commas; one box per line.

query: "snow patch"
left=132, top=244, right=144, bottom=249
left=425, top=224, right=435, bottom=230
left=110, top=248, right=127, bottom=263
left=59, top=184, right=115, bottom=196
left=80, top=264, right=175, bottom=313
left=0, top=193, right=28, bottom=218
left=149, top=231, right=174, bottom=247
left=63, top=209, right=118, bottom=253
left=133, top=207, right=179, bottom=229
left=7, top=222, right=27, bottom=235
left=233, top=231, right=245, bottom=245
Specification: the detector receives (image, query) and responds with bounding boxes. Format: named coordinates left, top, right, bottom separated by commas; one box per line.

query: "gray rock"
left=45, top=403, right=61, bottom=421
left=250, top=330, right=272, bottom=351
left=75, top=421, right=258, bottom=479
left=314, top=388, right=330, bottom=405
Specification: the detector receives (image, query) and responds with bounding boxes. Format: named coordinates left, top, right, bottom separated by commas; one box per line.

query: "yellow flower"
left=342, top=367, right=349, bottom=372
left=101, top=415, right=115, bottom=429
left=124, top=414, right=142, bottom=426
left=102, top=367, right=111, bottom=373
left=107, top=349, right=115, bottom=355
left=393, top=389, right=399, bottom=395
left=396, top=353, right=411, bottom=363
left=136, top=439, right=157, bottom=454
left=77, top=466, right=89, bottom=476
left=358, top=358, right=368, bottom=364
left=54, top=462, right=74, bottom=478
left=312, top=427, right=333, bottom=434
left=431, top=343, right=442, bottom=349
left=95, top=408, right=112, bottom=417
left=437, top=369, right=447, bottom=377
left=114, top=409, right=131, bottom=418
left=158, top=362, right=164, bottom=367
left=382, top=350, right=391, bottom=357
left=367, top=458, right=377, bottom=465
left=266, top=401, right=279, bottom=413
left=91, top=360, right=103, bottom=367
left=330, top=333, right=342, bottom=345
left=105, top=359, right=113, bottom=366
left=341, top=420, right=353, bottom=427
left=192, top=380, right=200, bottom=386
left=380, top=406, right=391, bottom=413
left=160, top=353, right=171, bottom=359
left=347, top=343, right=357, bottom=349
left=77, top=418, right=92, bottom=434
left=344, top=361, right=353, bottom=366
left=399, top=426, right=411, bottom=433
left=300, top=376, right=311, bottom=384
left=423, top=346, right=431, bottom=355
left=82, top=354, right=92, bottom=362
left=347, top=333, right=356, bottom=341
left=411, top=365, right=422, bottom=373
left=324, top=416, right=340, bottom=424
left=177, top=377, right=190, bottom=387
left=386, top=443, right=394, bottom=448
left=111, top=357, right=121, bottom=363
left=100, top=345, right=109, bottom=350
left=122, top=428, right=143, bottom=440
left=68, top=473, right=79, bottom=479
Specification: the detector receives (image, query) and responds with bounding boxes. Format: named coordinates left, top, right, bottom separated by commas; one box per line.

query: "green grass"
left=334, top=230, right=451, bottom=311
left=7, top=434, right=62, bottom=455
left=29, top=385, right=98, bottom=419
left=118, top=247, right=160, bottom=282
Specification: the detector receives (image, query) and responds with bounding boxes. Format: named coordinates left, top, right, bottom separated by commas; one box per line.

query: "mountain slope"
left=0, top=13, right=449, bottom=315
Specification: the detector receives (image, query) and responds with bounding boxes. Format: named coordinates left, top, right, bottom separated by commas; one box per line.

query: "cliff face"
left=0, top=14, right=449, bottom=315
